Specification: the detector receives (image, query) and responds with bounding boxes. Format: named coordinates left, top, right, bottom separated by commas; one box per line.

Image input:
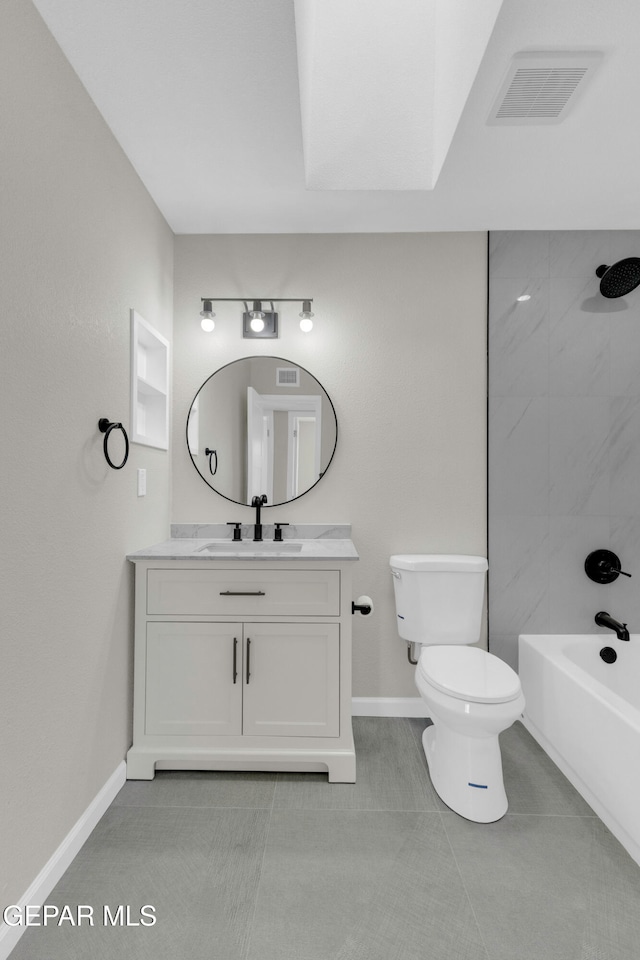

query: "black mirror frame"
left=185, top=355, right=338, bottom=507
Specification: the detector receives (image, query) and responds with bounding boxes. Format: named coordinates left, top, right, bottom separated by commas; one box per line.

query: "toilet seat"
left=417, top=646, right=521, bottom=704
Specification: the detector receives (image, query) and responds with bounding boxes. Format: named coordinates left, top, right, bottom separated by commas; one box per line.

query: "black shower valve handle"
left=601, top=559, right=632, bottom=578
left=585, top=549, right=632, bottom=583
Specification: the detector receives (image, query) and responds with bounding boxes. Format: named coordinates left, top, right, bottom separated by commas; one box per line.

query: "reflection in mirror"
left=187, top=357, right=337, bottom=506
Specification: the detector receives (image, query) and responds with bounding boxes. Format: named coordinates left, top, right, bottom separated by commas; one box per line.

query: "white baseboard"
left=351, top=697, right=429, bottom=718
left=0, top=761, right=126, bottom=960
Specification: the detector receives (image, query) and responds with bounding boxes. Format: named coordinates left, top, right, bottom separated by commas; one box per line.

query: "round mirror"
left=186, top=356, right=338, bottom=506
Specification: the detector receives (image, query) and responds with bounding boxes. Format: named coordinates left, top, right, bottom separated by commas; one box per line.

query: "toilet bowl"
left=390, top=554, right=525, bottom=823
left=416, top=646, right=525, bottom=822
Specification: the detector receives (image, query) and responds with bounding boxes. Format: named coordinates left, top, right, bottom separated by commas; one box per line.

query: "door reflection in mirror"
left=187, top=356, right=337, bottom=506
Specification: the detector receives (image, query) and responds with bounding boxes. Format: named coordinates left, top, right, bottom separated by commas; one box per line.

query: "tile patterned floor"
left=9, top=719, right=640, bottom=960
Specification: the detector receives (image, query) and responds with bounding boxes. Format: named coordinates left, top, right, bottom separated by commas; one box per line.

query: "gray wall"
left=489, top=231, right=640, bottom=668
left=173, top=233, right=488, bottom=699
left=1, top=0, right=173, bottom=908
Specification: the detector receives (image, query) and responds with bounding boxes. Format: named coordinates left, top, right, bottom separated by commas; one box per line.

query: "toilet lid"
left=417, top=647, right=521, bottom=703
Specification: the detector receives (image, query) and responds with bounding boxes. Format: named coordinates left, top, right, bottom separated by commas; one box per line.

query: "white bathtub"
left=519, top=633, right=640, bottom=867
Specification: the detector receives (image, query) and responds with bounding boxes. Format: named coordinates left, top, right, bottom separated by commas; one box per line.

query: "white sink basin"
left=196, top=540, right=304, bottom=554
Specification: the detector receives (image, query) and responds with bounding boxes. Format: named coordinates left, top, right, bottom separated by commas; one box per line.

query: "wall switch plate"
left=137, top=468, right=146, bottom=497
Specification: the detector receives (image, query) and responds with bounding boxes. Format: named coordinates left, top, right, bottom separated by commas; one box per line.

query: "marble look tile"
left=606, top=517, right=640, bottom=625
left=489, top=278, right=549, bottom=397
left=548, top=278, right=610, bottom=396
left=609, top=515, right=640, bottom=570
left=500, top=722, right=596, bottom=817
left=404, top=718, right=449, bottom=813
left=409, top=721, right=596, bottom=818
left=489, top=231, right=549, bottom=278
left=273, top=717, right=439, bottom=812
left=170, top=523, right=352, bottom=540
left=610, top=307, right=640, bottom=395
left=115, top=769, right=277, bottom=808
left=10, top=717, right=640, bottom=960
left=607, top=229, right=640, bottom=266
left=549, top=230, right=611, bottom=278
left=128, top=536, right=358, bottom=561
left=548, top=397, right=609, bottom=515
left=247, top=810, right=487, bottom=960
left=441, top=813, right=640, bottom=960
left=489, top=397, right=549, bottom=516
left=549, top=274, right=601, bottom=319
left=487, top=633, right=519, bottom=670
left=547, top=515, right=611, bottom=633
left=488, top=516, right=549, bottom=635
left=10, top=805, right=270, bottom=960
left=610, top=395, right=640, bottom=516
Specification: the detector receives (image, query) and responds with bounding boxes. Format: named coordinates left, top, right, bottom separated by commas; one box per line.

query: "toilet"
left=390, top=554, right=525, bottom=823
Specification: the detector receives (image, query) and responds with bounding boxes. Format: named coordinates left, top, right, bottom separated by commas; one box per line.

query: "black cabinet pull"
left=219, top=590, right=266, bottom=596
left=246, top=638, right=251, bottom=684
left=232, top=638, right=238, bottom=684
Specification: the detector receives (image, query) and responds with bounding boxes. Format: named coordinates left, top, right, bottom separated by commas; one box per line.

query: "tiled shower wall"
left=489, top=231, right=640, bottom=669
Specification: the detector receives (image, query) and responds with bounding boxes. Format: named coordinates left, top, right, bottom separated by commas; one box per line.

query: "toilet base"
left=422, top=723, right=508, bottom=823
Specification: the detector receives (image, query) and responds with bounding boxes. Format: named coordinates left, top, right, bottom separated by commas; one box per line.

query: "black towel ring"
left=98, top=418, right=129, bottom=470
left=205, top=447, right=218, bottom=476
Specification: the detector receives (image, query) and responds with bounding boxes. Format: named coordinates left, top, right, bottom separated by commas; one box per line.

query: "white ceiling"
left=32, top=0, right=640, bottom=234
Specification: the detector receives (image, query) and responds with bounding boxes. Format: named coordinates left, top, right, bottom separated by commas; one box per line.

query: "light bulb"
left=250, top=315, right=265, bottom=332
left=199, top=299, right=216, bottom=331
left=299, top=300, right=314, bottom=332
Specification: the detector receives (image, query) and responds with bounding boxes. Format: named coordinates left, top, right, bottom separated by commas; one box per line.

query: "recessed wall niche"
left=130, top=309, right=169, bottom=449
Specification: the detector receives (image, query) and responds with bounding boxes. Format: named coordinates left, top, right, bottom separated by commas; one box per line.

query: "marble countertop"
left=128, top=524, right=358, bottom=562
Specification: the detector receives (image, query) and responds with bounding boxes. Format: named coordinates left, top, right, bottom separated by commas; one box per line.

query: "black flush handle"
left=585, top=549, right=632, bottom=583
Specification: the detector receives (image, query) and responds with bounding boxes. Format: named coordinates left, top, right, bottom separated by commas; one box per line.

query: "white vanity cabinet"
left=126, top=557, right=357, bottom=782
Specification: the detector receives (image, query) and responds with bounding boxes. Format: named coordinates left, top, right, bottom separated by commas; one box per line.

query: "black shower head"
left=595, top=258, right=640, bottom=298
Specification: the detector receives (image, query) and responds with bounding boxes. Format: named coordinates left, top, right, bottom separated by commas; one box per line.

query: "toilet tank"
left=389, top=555, right=487, bottom=646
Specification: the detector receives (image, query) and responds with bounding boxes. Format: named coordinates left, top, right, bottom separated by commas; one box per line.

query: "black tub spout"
left=595, top=611, right=630, bottom=642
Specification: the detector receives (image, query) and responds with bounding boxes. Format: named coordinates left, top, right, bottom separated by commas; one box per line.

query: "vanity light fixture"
left=199, top=298, right=314, bottom=337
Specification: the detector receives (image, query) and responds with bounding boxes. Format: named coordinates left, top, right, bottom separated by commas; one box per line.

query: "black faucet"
left=595, top=611, right=630, bottom=641
left=251, top=494, right=267, bottom=541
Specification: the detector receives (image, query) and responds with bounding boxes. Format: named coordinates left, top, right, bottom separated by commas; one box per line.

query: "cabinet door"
left=145, top=622, right=242, bottom=736
left=242, top=623, right=340, bottom=738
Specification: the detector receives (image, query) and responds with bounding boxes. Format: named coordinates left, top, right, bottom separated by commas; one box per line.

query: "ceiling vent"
left=488, top=51, right=603, bottom=125
left=277, top=367, right=300, bottom=387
